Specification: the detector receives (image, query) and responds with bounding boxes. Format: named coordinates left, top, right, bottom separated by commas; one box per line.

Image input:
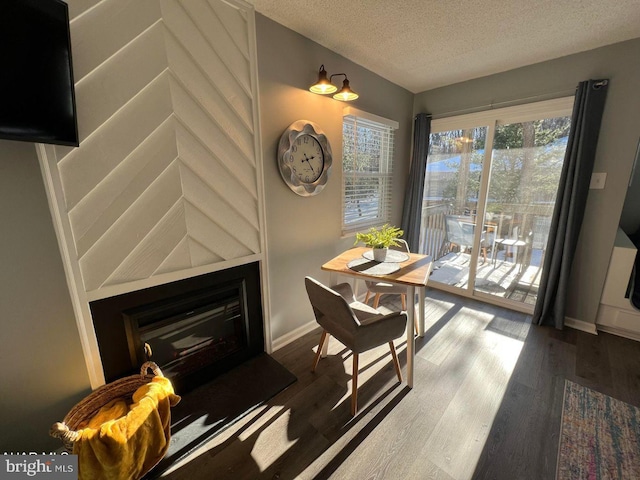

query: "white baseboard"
left=271, top=320, right=319, bottom=352
left=595, top=303, right=640, bottom=341
left=597, top=325, right=640, bottom=342
left=565, top=316, right=598, bottom=335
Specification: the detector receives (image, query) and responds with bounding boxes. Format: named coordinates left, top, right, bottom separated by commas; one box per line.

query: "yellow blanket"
left=74, top=376, right=181, bottom=480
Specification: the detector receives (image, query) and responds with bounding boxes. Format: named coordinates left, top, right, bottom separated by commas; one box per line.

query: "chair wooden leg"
left=311, top=330, right=328, bottom=372
left=351, top=353, right=359, bottom=416
left=321, top=333, right=330, bottom=357
left=389, top=341, right=402, bottom=382
left=401, top=293, right=407, bottom=311
left=364, top=290, right=372, bottom=304
left=373, top=293, right=381, bottom=309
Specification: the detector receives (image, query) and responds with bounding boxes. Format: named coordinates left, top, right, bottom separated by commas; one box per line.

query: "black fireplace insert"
left=89, top=262, right=264, bottom=392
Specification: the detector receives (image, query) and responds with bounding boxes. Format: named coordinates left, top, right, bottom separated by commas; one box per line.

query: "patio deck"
left=430, top=251, right=542, bottom=305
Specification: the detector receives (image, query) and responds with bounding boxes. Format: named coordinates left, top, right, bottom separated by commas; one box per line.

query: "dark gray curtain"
left=533, top=79, right=609, bottom=328
left=401, top=113, right=431, bottom=251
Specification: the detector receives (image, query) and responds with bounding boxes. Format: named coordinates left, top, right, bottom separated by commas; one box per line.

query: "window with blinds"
left=342, top=111, right=397, bottom=234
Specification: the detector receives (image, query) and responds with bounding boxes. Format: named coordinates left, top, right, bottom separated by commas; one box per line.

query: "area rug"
left=557, top=380, right=640, bottom=479
left=146, top=353, right=296, bottom=478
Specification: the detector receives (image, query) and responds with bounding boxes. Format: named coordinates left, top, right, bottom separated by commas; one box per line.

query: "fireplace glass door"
left=124, top=282, right=247, bottom=383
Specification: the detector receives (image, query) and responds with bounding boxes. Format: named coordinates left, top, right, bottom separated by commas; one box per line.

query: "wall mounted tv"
left=0, top=0, right=79, bottom=147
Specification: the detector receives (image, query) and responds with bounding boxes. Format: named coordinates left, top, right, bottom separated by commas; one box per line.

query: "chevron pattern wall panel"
left=50, top=0, right=262, bottom=296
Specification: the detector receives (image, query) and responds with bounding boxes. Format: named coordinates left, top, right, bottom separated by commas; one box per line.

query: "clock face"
left=289, top=134, right=324, bottom=184
left=277, top=120, right=333, bottom=197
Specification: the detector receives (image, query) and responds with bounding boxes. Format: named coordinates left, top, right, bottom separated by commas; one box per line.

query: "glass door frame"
left=426, top=97, right=575, bottom=314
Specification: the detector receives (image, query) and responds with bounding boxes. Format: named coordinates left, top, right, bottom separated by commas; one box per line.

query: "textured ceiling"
left=248, top=0, right=640, bottom=93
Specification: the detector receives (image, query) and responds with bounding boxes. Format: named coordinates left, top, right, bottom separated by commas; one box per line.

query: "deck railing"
left=417, top=201, right=554, bottom=262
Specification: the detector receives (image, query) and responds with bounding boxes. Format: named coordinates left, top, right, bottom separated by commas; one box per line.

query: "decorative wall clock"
left=277, top=120, right=333, bottom=196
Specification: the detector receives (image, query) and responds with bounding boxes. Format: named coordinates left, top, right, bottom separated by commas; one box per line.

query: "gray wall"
left=413, top=37, right=640, bottom=325
left=256, top=14, right=414, bottom=340
left=0, top=140, right=91, bottom=451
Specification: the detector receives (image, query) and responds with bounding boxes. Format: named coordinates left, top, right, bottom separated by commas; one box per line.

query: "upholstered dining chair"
left=305, top=277, right=407, bottom=416
left=364, top=239, right=411, bottom=310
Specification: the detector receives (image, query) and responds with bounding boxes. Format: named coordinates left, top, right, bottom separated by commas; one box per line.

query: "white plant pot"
left=372, top=247, right=388, bottom=262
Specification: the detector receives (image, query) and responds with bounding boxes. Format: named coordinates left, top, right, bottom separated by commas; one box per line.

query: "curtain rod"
left=424, top=87, right=577, bottom=120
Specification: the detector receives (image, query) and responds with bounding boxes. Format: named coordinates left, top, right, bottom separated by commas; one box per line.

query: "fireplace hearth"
left=89, top=262, right=264, bottom=392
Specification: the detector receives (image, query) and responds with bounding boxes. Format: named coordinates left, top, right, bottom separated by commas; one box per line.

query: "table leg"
left=406, top=285, right=416, bottom=388
left=418, top=286, right=426, bottom=337
left=353, top=277, right=360, bottom=298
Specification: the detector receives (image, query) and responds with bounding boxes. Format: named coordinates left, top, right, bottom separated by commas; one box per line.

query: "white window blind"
left=342, top=113, right=396, bottom=234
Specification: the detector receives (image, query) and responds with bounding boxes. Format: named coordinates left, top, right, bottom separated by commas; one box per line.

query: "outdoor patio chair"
left=493, top=226, right=527, bottom=267
left=444, top=215, right=487, bottom=263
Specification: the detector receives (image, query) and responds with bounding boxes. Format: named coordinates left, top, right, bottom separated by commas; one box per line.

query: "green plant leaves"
left=354, top=224, right=404, bottom=248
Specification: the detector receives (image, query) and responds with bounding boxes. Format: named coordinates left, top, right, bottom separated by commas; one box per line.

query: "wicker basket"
left=50, top=362, right=165, bottom=452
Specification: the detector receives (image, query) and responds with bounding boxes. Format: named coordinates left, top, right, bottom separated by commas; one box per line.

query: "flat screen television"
left=0, top=0, right=79, bottom=147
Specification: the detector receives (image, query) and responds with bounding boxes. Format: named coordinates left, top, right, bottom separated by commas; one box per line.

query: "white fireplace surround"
left=36, top=0, right=270, bottom=389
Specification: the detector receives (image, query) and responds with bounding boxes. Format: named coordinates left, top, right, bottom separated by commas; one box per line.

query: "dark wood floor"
left=161, top=289, right=640, bottom=480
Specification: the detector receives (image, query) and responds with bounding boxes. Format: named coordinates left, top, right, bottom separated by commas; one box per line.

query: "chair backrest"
left=391, top=238, right=410, bottom=253
left=532, top=216, right=551, bottom=250
left=304, top=277, right=359, bottom=344
left=444, top=215, right=475, bottom=247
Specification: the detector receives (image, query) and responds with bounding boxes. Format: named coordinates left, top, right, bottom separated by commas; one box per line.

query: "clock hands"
left=302, top=153, right=316, bottom=175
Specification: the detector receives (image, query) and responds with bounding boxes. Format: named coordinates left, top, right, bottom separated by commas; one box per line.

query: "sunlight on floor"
left=249, top=409, right=299, bottom=471
left=417, top=298, right=529, bottom=479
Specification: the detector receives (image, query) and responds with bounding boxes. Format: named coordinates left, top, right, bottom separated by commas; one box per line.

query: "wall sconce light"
left=309, top=65, right=359, bottom=102
left=331, top=74, right=359, bottom=101
left=309, top=65, right=337, bottom=94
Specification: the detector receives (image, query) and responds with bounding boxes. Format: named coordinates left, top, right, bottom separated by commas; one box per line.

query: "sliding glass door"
left=420, top=127, right=487, bottom=286
left=418, top=98, right=574, bottom=311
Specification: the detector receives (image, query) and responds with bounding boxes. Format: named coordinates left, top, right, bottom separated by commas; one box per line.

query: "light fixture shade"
left=310, top=65, right=337, bottom=94
left=332, top=78, right=359, bottom=101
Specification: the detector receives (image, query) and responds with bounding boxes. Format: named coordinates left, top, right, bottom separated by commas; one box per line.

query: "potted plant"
left=354, top=224, right=404, bottom=261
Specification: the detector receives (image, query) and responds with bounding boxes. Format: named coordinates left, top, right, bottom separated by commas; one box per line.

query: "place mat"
left=347, top=258, right=400, bottom=275
left=556, top=380, right=640, bottom=479
left=362, top=249, right=410, bottom=263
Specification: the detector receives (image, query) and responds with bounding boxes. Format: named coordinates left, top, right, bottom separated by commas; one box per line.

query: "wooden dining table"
left=321, top=247, right=433, bottom=387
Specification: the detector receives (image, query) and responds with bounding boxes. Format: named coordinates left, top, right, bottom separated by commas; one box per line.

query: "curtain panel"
left=533, top=79, right=609, bottom=328
left=401, top=113, right=431, bottom=251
